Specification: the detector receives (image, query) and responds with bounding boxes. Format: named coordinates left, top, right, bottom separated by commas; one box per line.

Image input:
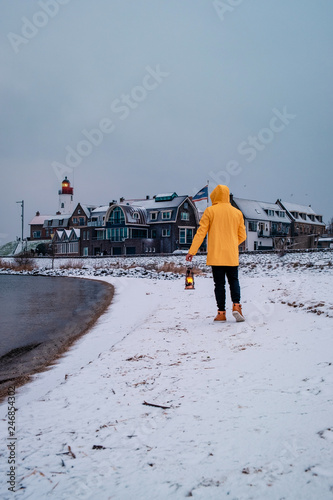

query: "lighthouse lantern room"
left=58, top=176, right=74, bottom=214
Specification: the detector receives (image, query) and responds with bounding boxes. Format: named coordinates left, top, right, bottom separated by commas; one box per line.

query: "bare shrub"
left=13, top=254, right=36, bottom=271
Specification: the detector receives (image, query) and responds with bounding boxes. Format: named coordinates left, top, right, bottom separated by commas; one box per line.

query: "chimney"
left=36, top=211, right=40, bottom=216
left=120, top=197, right=124, bottom=203
left=146, top=195, right=150, bottom=200
left=56, top=211, right=61, bottom=215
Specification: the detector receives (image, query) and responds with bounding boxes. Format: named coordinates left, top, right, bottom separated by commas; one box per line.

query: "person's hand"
left=186, top=253, right=193, bottom=262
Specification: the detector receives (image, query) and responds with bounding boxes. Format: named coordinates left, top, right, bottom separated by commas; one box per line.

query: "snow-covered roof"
left=279, top=201, right=317, bottom=215
left=233, top=198, right=290, bottom=223
left=80, top=205, right=96, bottom=218
left=279, top=200, right=325, bottom=226
left=119, top=204, right=148, bottom=225
left=42, top=216, right=70, bottom=228
left=29, top=215, right=54, bottom=225
left=91, top=205, right=109, bottom=215
left=54, top=228, right=80, bottom=240
left=72, top=228, right=80, bottom=238
left=130, top=195, right=188, bottom=210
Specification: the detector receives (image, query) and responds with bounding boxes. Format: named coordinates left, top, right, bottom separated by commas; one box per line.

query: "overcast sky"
left=1, top=0, right=332, bottom=243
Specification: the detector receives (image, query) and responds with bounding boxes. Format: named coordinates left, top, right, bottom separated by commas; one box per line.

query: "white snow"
left=1, top=252, right=333, bottom=499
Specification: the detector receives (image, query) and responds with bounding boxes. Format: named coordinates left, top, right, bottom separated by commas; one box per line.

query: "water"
left=0, top=275, right=113, bottom=389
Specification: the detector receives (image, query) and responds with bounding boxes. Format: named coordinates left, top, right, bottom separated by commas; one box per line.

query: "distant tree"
left=327, top=217, right=333, bottom=235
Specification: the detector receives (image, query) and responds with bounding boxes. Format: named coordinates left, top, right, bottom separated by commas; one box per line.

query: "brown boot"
left=214, top=311, right=226, bottom=322
left=232, top=303, right=245, bottom=322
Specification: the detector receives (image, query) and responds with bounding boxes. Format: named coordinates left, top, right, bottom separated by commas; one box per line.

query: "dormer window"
left=109, top=207, right=125, bottom=224
left=133, top=212, right=139, bottom=219
left=150, top=212, right=158, bottom=221
left=162, top=211, right=172, bottom=220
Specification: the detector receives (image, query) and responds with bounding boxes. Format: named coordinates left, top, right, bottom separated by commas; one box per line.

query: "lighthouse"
left=58, top=176, right=74, bottom=214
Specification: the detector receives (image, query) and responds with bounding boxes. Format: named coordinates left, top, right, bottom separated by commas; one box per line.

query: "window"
left=267, top=209, right=274, bottom=217
left=132, top=228, right=148, bottom=238
left=79, top=217, right=85, bottom=226
left=181, top=212, right=189, bottom=221
left=279, top=211, right=285, bottom=217
left=33, top=231, right=41, bottom=238
left=73, top=217, right=78, bottom=224
left=126, top=247, right=136, bottom=255
left=109, top=207, right=125, bottom=224
left=68, top=242, right=78, bottom=253
left=162, top=229, right=170, bottom=237
left=179, top=228, right=194, bottom=244
left=48, top=220, right=52, bottom=226
left=184, top=202, right=189, bottom=209
left=248, top=221, right=257, bottom=232
left=133, top=212, right=139, bottom=219
left=162, top=211, right=172, bottom=220
left=61, top=203, right=64, bottom=208
left=56, top=243, right=67, bottom=254
left=59, top=219, right=64, bottom=226
left=151, top=229, right=157, bottom=238
left=150, top=212, right=158, bottom=221
left=106, top=227, right=128, bottom=241
left=83, top=247, right=89, bottom=256
left=96, top=230, right=105, bottom=241
left=78, top=209, right=81, bottom=214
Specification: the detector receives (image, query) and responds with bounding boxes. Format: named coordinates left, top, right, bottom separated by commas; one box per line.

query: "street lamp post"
left=16, top=200, right=24, bottom=249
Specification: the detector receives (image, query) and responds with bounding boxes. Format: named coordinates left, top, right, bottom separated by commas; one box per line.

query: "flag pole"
left=207, top=179, right=209, bottom=207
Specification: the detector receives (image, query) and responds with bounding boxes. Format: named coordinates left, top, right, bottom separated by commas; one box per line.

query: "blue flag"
left=192, top=185, right=208, bottom=202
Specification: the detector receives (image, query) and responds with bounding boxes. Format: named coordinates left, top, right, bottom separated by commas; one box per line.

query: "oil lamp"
left=185, top=267, right=195, bottom=290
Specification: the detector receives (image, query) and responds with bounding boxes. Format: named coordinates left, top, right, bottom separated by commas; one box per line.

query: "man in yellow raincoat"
left=186, top=185, right=247, bottom=322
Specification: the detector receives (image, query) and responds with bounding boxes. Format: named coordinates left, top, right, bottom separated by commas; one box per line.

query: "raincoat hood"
left=210, top=185, right=230, bottom=205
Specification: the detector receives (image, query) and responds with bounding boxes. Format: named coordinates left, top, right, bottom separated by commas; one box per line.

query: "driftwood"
left=143, top=401, right=171, bottom=409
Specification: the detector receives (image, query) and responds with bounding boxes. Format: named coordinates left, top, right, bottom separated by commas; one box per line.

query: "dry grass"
left=59, top=260, right=84, bottom=270
left=0, top=255, right=37, bottom=271
left=157, top=262, right=187, bottom=274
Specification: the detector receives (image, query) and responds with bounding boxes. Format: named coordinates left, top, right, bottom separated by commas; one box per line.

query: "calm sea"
left=0, top=274, right=112, bottom=358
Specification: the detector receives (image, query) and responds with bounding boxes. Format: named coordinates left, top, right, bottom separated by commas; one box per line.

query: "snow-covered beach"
left=1, top=251, right=333, bottom=499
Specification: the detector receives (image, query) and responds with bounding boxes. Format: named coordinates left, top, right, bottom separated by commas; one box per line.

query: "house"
left=232, top=197, right=291, bottom=251
left=30, top=212, right=56, bottom=240
left=276, top=200, right=326, bottom=249
left=317, top=237, right=333, bottom=249
left=52, top=228, right=81, bottom=256
left=69, top=203, right=96, bottom=228
left=85, top=193, right=200, bottom=256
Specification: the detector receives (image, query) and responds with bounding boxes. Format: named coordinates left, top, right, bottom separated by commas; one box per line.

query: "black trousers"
left=211, top=266, right=241, bottom=311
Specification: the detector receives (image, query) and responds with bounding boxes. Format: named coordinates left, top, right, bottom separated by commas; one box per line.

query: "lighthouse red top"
left=61, top=176, right=73, bottom=195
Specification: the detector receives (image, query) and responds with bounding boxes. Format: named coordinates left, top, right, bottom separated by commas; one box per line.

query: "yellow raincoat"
left=189, top=185, right=246, bottom=266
